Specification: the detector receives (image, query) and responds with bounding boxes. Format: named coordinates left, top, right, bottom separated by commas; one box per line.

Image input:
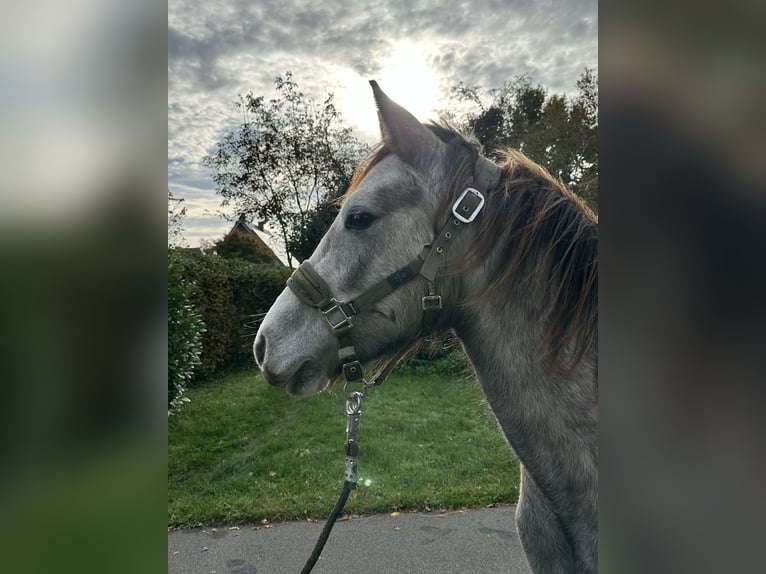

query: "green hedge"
left=170, top=250, right=291, bottom=380
left=167, top=252, right=206, bottom=414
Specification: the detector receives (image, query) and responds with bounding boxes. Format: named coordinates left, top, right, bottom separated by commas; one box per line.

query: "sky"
left=168, top=0, right=597, bottom=248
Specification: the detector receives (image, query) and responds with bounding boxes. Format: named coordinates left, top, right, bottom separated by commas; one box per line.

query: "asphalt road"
left=168, top=504, right=532, bottom=573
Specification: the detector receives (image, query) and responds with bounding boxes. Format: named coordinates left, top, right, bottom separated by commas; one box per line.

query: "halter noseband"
left=287, top=155, right=502, bottom=387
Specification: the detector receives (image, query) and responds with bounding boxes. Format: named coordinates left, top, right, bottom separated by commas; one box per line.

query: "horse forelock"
left=343, top=143, right=389, bottom=199
left=343, top=122, right=479, bottom=213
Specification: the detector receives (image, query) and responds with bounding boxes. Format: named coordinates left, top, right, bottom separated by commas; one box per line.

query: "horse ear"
left=369, top=80, right=438, bottom=164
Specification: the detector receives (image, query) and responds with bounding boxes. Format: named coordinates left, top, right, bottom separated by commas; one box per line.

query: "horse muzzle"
left=254, top=294, right=335, bottom=397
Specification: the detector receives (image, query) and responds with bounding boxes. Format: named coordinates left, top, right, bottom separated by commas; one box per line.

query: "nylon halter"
left=287, top=155, right=502, bottom=387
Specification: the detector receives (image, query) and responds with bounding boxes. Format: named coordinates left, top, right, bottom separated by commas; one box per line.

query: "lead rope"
left=300, top=346, right=409, bottom=573
left=300, top=391, right=364, bottom=574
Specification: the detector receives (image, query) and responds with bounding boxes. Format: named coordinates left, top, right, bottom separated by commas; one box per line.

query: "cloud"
left=168, top=0, right=597, bottom=245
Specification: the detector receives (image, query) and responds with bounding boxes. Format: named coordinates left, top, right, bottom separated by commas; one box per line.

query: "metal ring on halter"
left=345, top=391, right=364, bottom=414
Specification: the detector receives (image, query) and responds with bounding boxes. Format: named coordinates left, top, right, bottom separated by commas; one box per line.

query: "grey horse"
left=255, top=82, right=598, bottom=573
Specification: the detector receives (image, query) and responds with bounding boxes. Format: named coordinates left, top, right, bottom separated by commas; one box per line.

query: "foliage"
left=452, top=69, right=598, bottom=211
left=168, top=251, right=205, bottom=415
left=171, top=250, right=290, bottom=379
left=286, top=198, right=340, bottom=262
left=168, top=366, right=519, bottom=525
left=174, top=252, right=235, bottom=378
left=167, top=190, right=186, bottom=247
left=204, top=71, right=368, bottom=266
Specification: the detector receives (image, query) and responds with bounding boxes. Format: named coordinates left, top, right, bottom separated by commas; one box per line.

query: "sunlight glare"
left=334, top=41, right=442, bottom=143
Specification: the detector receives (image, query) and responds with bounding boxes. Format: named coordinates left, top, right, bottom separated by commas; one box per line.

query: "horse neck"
left=450, top=267, right=598, bottom=453
left=453, top=270, right=551, bottom=402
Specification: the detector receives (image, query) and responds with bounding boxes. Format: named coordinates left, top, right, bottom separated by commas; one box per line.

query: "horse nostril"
left=254, top=334, right=266, bottom=366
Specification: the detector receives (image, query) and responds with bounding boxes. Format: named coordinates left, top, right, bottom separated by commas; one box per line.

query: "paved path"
left=168, top=505, right=531, bottom=573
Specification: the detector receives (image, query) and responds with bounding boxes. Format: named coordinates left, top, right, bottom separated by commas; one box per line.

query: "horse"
left=255, top=81, right=598, bottom=573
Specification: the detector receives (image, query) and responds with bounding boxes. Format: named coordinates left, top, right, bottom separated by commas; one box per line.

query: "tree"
left=569, top=69, right=599, bottom=209
left=451, top=70, right=598, bottom=212
left=168, top=189, right=186, bottom=247
left=508, top=80, right=547, bottom=159
left=286, top=199, right=340, bottom=262
left=204, top=72, right=368, bottom=266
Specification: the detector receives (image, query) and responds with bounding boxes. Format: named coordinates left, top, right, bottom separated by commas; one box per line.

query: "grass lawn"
left=168, top=362, right=520, bottom=526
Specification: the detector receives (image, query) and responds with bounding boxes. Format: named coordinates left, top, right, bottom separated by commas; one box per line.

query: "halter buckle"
left=452, top=187, right=485, bottom=223
left=322, top=299, right=357, bottom=330
left=422, top=294, right=443, bottom=310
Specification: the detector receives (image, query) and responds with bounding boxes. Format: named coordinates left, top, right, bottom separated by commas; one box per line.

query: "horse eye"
left=345, top=210, right=376, bottom=230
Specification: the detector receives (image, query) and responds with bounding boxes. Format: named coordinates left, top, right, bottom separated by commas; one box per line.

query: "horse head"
left=255, top=82, right=474, bottom=395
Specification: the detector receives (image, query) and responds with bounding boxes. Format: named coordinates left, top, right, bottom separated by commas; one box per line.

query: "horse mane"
left=345, top=122, right=598, bottom=370
left=429, top=122, right=598, bottom=370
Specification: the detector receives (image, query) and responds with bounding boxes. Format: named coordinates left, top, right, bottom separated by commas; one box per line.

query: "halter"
left=286, top=155, right=502, bottom=388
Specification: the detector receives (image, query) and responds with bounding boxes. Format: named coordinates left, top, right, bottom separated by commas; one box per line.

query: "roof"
left=222, top=215, right=283, bottom=266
